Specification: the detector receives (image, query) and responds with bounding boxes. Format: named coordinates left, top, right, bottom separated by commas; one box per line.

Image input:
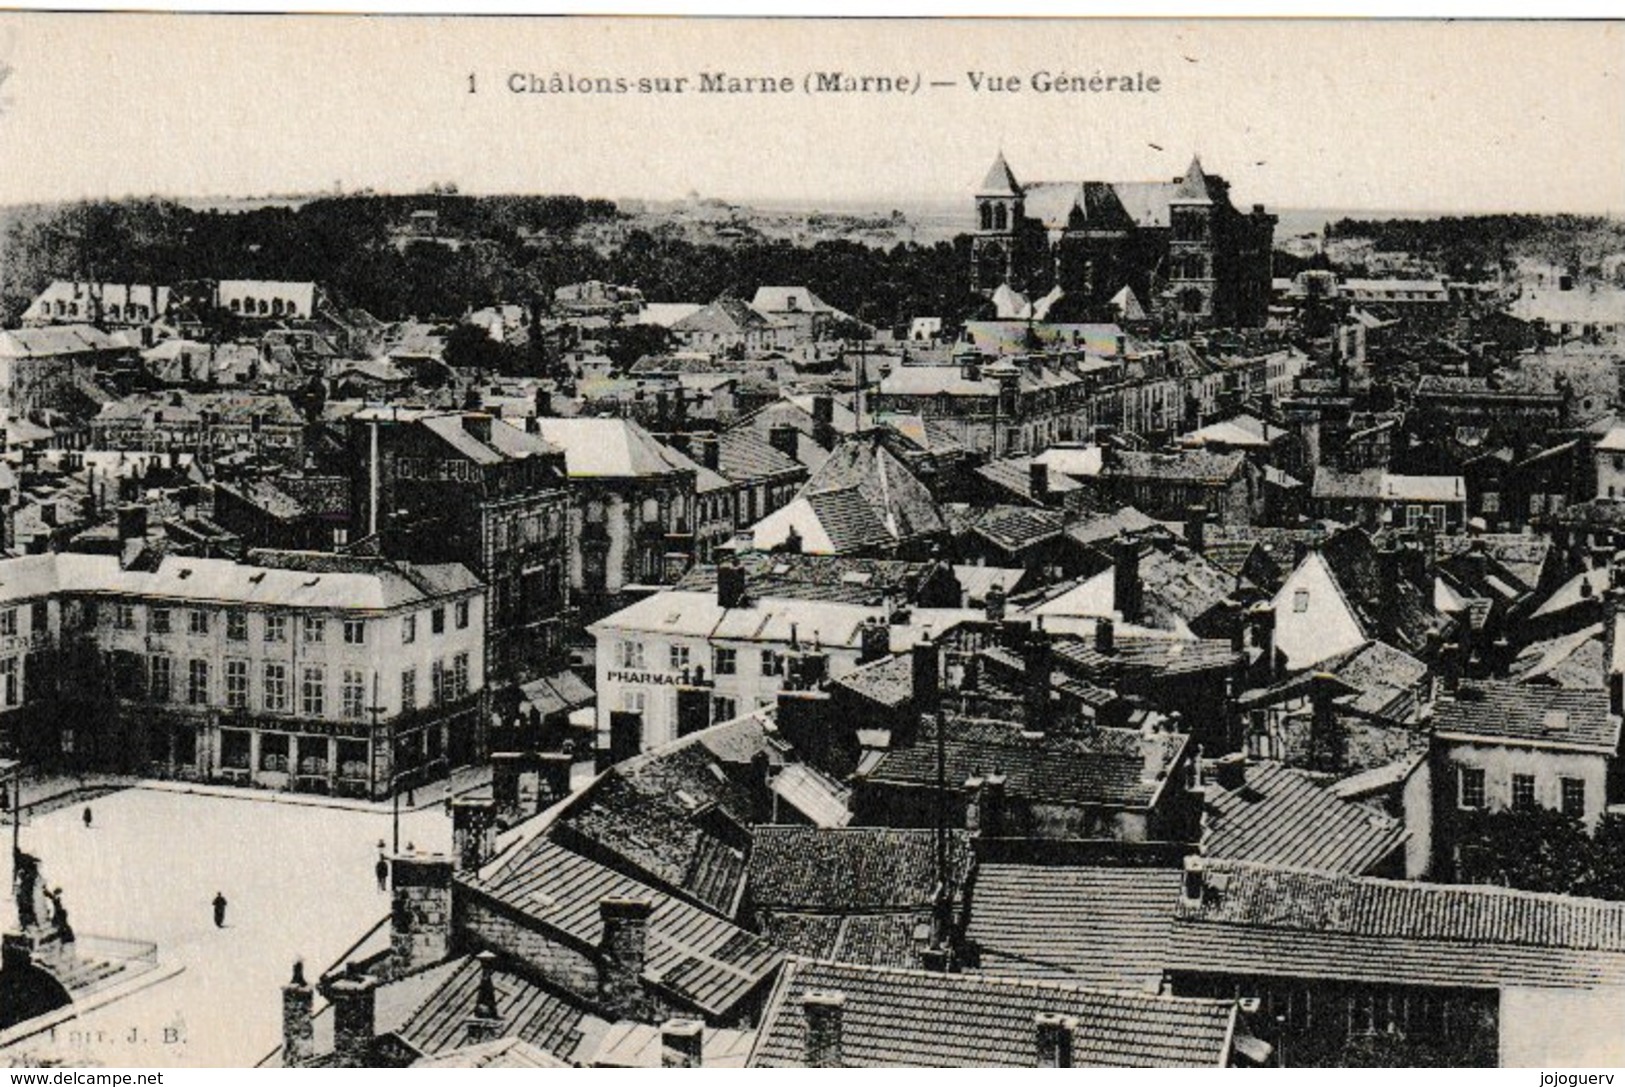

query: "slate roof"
left=716, top=428, right=806, bottom=484
left=1511, top=623, right=1606, bottom=689
left=589, top=1022, right=755, bottom=1067
left=94, top=390, right=302, bottom=426
left=802, top=434, right=946, bottom=540
left=392, top=955, right=608, bottom=1064
left=748, top=828, right=970, bottom=913
left=802, top=490, right=896, bottom=553
left=863, top=720, right=1185, bottom=810
left=951, top=504, right=1067, bottom=555
left=1314, top=528, right=1445, bottom=657
left=672, top=296, right=771, bottom=335
left=0, top=324, right=123, bottom=358
left=1063, top=505, right=1162, bottom=548
left=1050, top=632, right=1243, bottom=682
left=1430, top=533, right=1550, bottom=593
left=966, top=866, right=1180, bottom=989
left=832, top=653, right=915, bottom=709
left=1432, top=682, right=1619, bottom=754
left=469, top=836, right=782, bottom=1018
left=1316, top=639, right=1429, bottom=720
left=748, top=959, right=1238, bottom=1068
left=1170, top=859, right=1625, bottom=990
left=530, top=417, right=699, bottom=479
left=671, top=553, right=947, bottom=606
left=411, top=1038, right=570, bottom=1069
left=1107, top=449, right=1245, bottom=484
left=973, top=456, right=1081, bottom=504
left=1202, top=760, right=1407, bottom=875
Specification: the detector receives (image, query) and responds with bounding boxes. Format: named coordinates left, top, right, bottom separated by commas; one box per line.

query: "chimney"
left=1181, top=855, right=1205, bottom=905
left=982, top=772, right=1006, bottom=837
left=751, top=750, right=774, bottom=824
left=801, top=992, right=846, bottom=1068
left=1185, top=505, right=1207, bottom=553
left=858, top=616, right=891, bottom=663
left=911, top=636, right=940, bottom=716
left=1113, top=537, right=1142, bottom=622
left=117, top=503, right=148, bottom=542
left=537, top=752, right=573, bottom=808
left=768, top=423, right=799, bottom=460
left=984, top=583, right=1007, bottom=622
left=1034, top=1013, right=1077, bottom=1068
left=598, top=897, right=655, bottom=1020
left=1029, top=461, right=1050, bottom=504
left=388, top=853, right=454, bottom=973
left=697, top=433, right=720, bottom=471
left=461, top=412, right=494, bottom=445
left=1021, top=630, right=1053, bottom=728
left=1094, top=616, right=1115, bottom=655
left=963, top=775, right=984, bottom=834
left=463, top=951, right=505, bottom=1046
left=661, top=1019, right=705, bottom=1068
left=1308, top=672, right=1346, bottom=773
left=324, top=968, right=379, bottom=1068
left=451, top=799, right=498, bottom=873
left=1115, top=334, right=1127, bottom=359
left=280, top=961, right=314, bottom=1067
left=1213, top=751, right=1247, bottom=791
left=811, top=395, right=836, bottom=450
left=717, top=562, right=747, bottom=609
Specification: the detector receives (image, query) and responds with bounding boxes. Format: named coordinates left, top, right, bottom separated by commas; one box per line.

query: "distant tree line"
left=1452, top=808, right=1625, bottom=901
left=1324, top=213, right=1625, bottom=282
left=1, top=196, right=988, bottom=333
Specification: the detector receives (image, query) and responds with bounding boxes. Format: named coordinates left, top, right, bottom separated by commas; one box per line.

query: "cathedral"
left=971, top=152, right=1277, bottom=328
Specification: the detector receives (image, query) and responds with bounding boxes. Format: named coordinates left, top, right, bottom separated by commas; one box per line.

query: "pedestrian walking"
left=375, top=856, right=389, bottom=892
left=212, top=891, right=227, bottom=928
left=82, top=806, right=93, bottom=830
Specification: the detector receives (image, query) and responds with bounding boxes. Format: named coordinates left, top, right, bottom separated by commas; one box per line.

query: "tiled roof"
left=803, top=489, right=896, bottom=553
left=966, top=866, right=1180, bottom=988
left=1063, top=505, right=1162, bottom=548
left=1108, top=449, right=1244, bottom=484
left=1317, top=639, right=1428, bottom=720
left=748, top=959, right=1238, bottom=1067
left=555, top=737, right=759, bottom=914
left=953, top=504, right=1067, bottom=554
left=392, top=956, right=607, bottom=1064
left=716, top=428, right=806, bottom=483
left=1430, top=533, right=1550, bottom=593
left=411, top=1037, right=570, bottom=1069
left=589, top=1021, right=755, bottom=1067
left=1315, top=528, right=1444, bottom=656
left=671, top=553, right=948, bottom=606
left=759, top=911, right=930, bottom=968
left=832, top=654, right=915, bottom=709
left=1511, top=623, right=1606, bottom=689
left=1171, top=859, right=1625, bottom=989
left=863, top=719, right=1185, bottom=810
left=1202, top=761, right=1407, bottom=875
left=747, top=828, right=970, bottom=913
left=802, top=435, right=946, bottom=541
left=1050, top=632, right=1242, bottom=681
left=469, top=837, right=782, bottom=1018
left=1433, top=682, right=1618, bottom=753
left=530, top=417, right=696, bottom=478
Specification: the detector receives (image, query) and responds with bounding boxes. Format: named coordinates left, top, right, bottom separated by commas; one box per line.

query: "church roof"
left=1172, top=156, right=1214, bottom=204
left=977, top=151, right=1022, bottom=197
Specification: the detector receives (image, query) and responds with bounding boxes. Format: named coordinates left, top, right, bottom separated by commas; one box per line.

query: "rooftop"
left=1432, top=682, right=1618, bottom=754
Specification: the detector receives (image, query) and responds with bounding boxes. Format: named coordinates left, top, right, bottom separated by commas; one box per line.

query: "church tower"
left=972, top=152, right=1024, bottom=295
left=1167, top=156, right=1217, bottom=322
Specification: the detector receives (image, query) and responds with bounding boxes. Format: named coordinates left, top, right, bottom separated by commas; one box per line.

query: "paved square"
left=4, top=787, right=452, bottom=1067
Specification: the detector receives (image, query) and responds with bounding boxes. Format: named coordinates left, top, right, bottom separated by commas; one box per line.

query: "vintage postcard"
left=0, top=12, right=1622, bottom=1072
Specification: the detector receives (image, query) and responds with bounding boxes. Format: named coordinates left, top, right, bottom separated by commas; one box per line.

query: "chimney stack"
left=717, top=561, right=747, bottom=609
left=451, top=799, right=498, bottom=873
left=801, top=992, right=846, bottom=1068
left=1185, top=505, right=1207, bottom=553
left=388, top=853, right=454, bottom=974
left=811, top=395, right=836, bottom=450
left=598, top=897, right=654, bottom=1020
left=911, top=636, right=941, bottom=717
left=1034, top=1013, right=1077, bottom=1068
left=982, top=772, right=1006, bottom=837
left=461, top=412, right=494, bottom=446
left=984, top=583, right=1007, bottom=622
left=1213, top=751, right=1247, bottom=792
left=1021, top=630, right=1053, bottom=728
left=463, top=951, right=505, bottom=1046
left=1029, top=461, right=1050, bottom=505
left=117, top=503, right=148, bottom=542
left=1113, top=537, right=1143, bottom=623
left=280, top=961, right=314, bottom=1067
left=661, top=1019, right=705, bottom=1068
left=1094, top=616, right=1115, bottom=655
left=768, top=423, right=799, bottom=461
left=697, top=432, right=720, bottom=471
left=324, top=967, right=379, bottom=1068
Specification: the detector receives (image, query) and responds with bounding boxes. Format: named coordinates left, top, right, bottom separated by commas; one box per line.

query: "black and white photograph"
left=0, top=11, right=1622, bottom=1071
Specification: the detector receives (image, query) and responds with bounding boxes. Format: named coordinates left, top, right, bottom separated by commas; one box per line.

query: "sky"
left=0, top=15, right=1620, bottom=215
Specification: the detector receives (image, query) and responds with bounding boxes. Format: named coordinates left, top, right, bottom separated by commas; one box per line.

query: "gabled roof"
left=1312, top=528, right=1445, bottom=657
left=468, top=836, right=782, bottom=1018
left=672, top=296, right=770, bottom=335
left=1171, top=858, right=1625, bottom=989
left=1202, top=760, right=1407, bottom=875
left=530, top=417, right=698, bottom=479
left=749, top=958, right=1238, bottom=1067
left=966, top=865, right=1180, bottom=989
left=391, top=955, right=608, bottom=1065
left=1432, top=682, right=1618, bottom=754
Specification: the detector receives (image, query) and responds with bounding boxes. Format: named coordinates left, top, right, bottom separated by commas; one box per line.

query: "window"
left=263, top=663, right=288, bottom=712
left=188, top=659, right=209, bottom=705
left=1430, top=504, right=1446, bottom=528
left=711, top=695, right=737, bottom=722
left=761, top=650, right=780, bottom=676
left=0, top=609, right=16, bottom=638
left=432, top=660, right=446, bottom=705
left=0, top=657, right=16, bottom=707
left=150, top=607, right=172, bottom=635
left=260, top=733, right=288, bottom=772
left=1561, top=777, right=1586, bottom=818
left=431, top=607, right=446, bottom=635
left=618, top=641, right=646, bottom=670
left=301, top=666, right=325, bottom=716
left=714, top=647, right=737, bottom=676
left=188, top=609, right=209, bottom=636
left=115, top=603, right=136, bottom=630
left=401, top=668, right=416, bottom=711
left=620, top=690, right=647, bottom=715
left=1292, top=589, right=1310, bottom=613
left=31, top=601, right=47, bottom=633
left=264, top=614, right=287, bottom=643
left=150, top=655, right=173, bottom=702
left=226, top=609, right=248, bottom=642
left=1459, top=766, right=1486, bottom=810
left=452, top=653, right=469, bottom=699
left=342, top=669, right=367, bottom=719
left=455, top=600, right=469, bottom=629
left=669, top=645, right=691, bottom=672
left=402, top=615, right=417, bottom=644
left=302, top=617, right=326, bottom=644
left=1482, top=491, right=1500, bottom=513
left=225, top=659, right=249, bottom=710
left=343, top=619, right=366, bottom=645
left=1511, top=773, right=1536, bottom=811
